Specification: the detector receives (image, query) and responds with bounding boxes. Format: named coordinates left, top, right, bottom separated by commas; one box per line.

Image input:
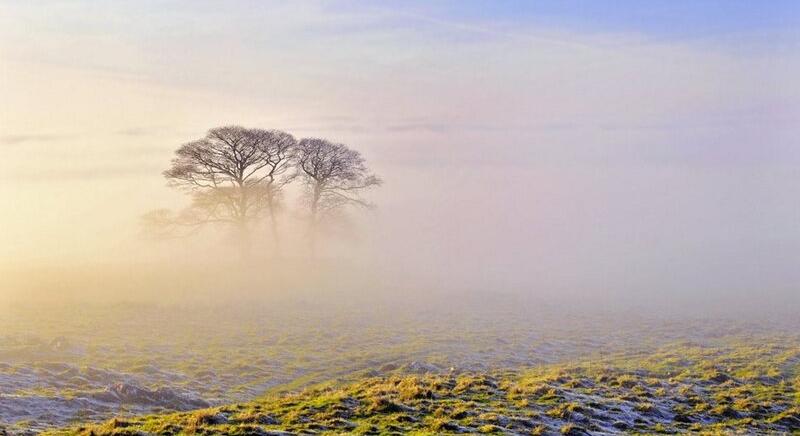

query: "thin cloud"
left=384, top=121, right=578, bottom=133
left=0, top=134, right=73, bottom=145
left=1, top=164, right=161, bottom=182
left=114, top=125, right=176, bottom=137
left=369, top=6, right=593, bottom=50
left=385, top=122, right=449, bottom=133
left=115, top=127, right=154, bottom=137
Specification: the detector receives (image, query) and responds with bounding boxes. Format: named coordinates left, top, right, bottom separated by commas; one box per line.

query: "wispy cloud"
left=1, top=164, right=162, bottom=182
left=0, top=134, right=74, bottom=145
left=115, top=127, right=155, bottom=137
left=114, top=126, right=176, bottom=137
left=384, top=120, right=579, bottom=134
left=385, top=122, right=449, bottom=133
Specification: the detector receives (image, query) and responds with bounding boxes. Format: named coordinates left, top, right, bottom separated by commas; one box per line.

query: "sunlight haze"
left=3, top=1, right=798, bottom=309
left=2, top=2, right=800, bottom=435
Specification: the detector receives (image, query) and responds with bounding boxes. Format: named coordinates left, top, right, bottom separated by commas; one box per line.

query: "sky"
left=1, top=1, right=799, bottom=305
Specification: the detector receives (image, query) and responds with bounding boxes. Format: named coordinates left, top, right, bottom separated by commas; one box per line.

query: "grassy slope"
left=43, top=337, right=800, bottom=436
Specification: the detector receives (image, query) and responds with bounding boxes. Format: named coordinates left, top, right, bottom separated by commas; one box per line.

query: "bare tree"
left=248, top=128, right=296, bottom=251
left=151, top=126, right=296, bottom=258
left=295, top=138, right=381, bottom=252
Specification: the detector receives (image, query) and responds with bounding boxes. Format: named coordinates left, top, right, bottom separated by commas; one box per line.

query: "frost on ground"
left=42, top=337, right=800, bottom=435
left=0, top=298, right=797, bottom=434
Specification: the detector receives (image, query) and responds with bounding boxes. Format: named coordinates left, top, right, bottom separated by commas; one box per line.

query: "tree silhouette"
left=295, top=138, right=381, bottom=253
left=146, top=126, right=296, bottom=258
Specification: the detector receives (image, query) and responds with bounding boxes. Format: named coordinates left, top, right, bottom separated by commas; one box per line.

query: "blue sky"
left=460, top=0, right=800, bottom=33
left=382, top=0, right=800, bottom=38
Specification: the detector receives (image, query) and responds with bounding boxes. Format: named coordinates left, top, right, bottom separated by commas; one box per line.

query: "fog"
left=1, top=1, right=799, bottom=317
left=4, top=4, right=800, bottom=434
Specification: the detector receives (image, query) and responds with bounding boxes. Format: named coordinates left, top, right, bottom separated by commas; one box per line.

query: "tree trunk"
left=237, top=183, right=252, bottom=263
left=237, top=220, right=252, bottom=263
left=309, top=186, right=321, bottom=257
left=267, top=192, right=281, bottom=257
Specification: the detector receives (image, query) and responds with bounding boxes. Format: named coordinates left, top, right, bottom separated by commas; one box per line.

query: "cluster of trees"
left=143, top=126, right=381, bottom=258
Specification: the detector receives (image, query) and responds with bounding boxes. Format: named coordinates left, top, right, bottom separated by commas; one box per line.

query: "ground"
left=40, top=337, right=800, bottom=435
left=1, top=297, right=798, bottom=435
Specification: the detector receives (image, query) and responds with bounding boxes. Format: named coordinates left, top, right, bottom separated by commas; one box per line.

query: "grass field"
left=42, top=336, right=800, bottom=435
left=1, top=296, right=798, bottom=435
